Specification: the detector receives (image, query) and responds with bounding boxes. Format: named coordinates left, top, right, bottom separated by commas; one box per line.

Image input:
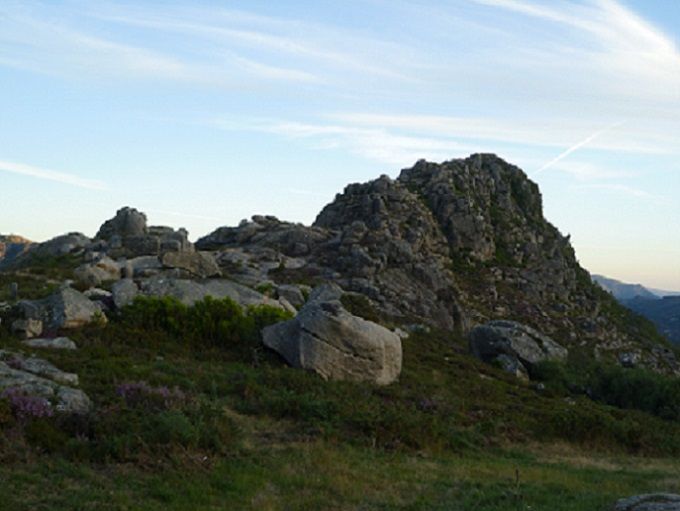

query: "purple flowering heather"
left=1, top=387, right=54, bottom=420
left=116, top=381, right=186, bottom=410
left=5, top=356, right=23, bottom=370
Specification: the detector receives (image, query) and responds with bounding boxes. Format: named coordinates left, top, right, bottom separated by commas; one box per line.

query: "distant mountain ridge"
left=592, top=274, right=659, bottom=301
left=593, top=274, right=680, bottom=345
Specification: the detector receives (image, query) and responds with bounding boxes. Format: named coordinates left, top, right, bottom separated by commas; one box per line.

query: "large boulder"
left=469, top=320, right=568, bottom=378
left=262, top=290, right=402, bottom=385
left=111, top=279, right=139, bottom=309
left=18, top=287, right=106, bottom=330
left=614, top=494, right=680, bottom=511
left=161, top=251, right=221, bottom=278
left=0, top=350, right=91, bottom=414
left=73, top=256, right=121, bottom=287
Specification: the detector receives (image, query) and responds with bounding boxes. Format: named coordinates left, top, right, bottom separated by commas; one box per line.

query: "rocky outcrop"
left=96, top=206, right=147, bottom=240
left=29, top=232, right=91, bottom=258
left=0, top=350, right=91, bottom=414
left=74, top=256, right=121, bottom=287
left=17, top=287, right=106, bottom=331
left=190, top=154, right=680, bottom=375
left=95, top=207, right=194, bottom=258
left=469, top=320, right=568, bottom=378
left=262, top=285, right=402, bottom=385
left=0, top=234, right=32, bottom=268
left=197, top=215, right=330, bottom=257
left=614, top=494, right=680, bottom=511
left=314, top=175, right=464, bottom=330
left=161, top=251, right=221, bottom=278
left=138, top=276, right=289, bottom=310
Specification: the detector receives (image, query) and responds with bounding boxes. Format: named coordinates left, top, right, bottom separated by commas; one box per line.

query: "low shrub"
left=532, top=359, right=680, bottom=421
left=119, top=296, right=293, bottom=351
left=340, top=293, right=382, bottom=323
left=116, top=381, right=187, bottom=411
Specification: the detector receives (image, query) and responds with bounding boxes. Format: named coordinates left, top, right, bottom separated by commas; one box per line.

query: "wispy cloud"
left=89, top=7, right=409, bottom=80
left=214, top=118, right=478, bottom=165
left=0, top=159, right=107, bottom=190
left=0, top=7, right=321, bottom=86
left=572, top=183, right=659, bottom=201
left=549, top=161, right=632, bottom=181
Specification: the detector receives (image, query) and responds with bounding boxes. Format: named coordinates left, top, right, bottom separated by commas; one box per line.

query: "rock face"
left=614, top=494, right=680, bottom=511
left=262, top=286, right=402, bottom=385
left=0, top=350, right=90, bottom=414
left=17, top=287, right=106, bottom=331
left=469, top=320, right=568, bottom=377
left=314, top=175, right=464, bottom=330
left=96, top=206, right=148, bottom=240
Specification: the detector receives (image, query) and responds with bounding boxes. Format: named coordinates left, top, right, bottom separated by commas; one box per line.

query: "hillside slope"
left=626, top=296, right=680, bottom=345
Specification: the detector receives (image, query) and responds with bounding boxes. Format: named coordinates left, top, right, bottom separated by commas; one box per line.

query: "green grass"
left=0, top=438, right=678, bottom=510
left=2, top=297, right=680, bottom=509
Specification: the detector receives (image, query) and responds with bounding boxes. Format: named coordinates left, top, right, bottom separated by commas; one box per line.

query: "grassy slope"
left=1, top=440, right=678, bottom=510
left=1, top=261, right=680, bottom=510
left=0, top=313, right=679, bottom=510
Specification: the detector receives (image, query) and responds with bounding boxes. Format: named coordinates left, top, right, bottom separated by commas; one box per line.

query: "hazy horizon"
left=2, top=0, right=679, bottom=290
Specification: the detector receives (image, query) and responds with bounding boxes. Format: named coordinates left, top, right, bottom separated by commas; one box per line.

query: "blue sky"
left=1, top=0, right=679, bottom=290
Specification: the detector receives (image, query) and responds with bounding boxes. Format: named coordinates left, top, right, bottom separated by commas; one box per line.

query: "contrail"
left=533, top=121, right=625, bottom=176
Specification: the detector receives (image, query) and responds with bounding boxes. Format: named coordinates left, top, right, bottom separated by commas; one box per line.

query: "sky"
left=1, top=0, right=679, bottom=290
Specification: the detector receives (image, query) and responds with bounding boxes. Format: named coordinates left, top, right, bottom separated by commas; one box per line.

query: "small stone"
left=11, top=318, right=43, bottom=339
left=22, top=337, right=77, bottom=350
left=614, top=493, right=680, bottom=511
